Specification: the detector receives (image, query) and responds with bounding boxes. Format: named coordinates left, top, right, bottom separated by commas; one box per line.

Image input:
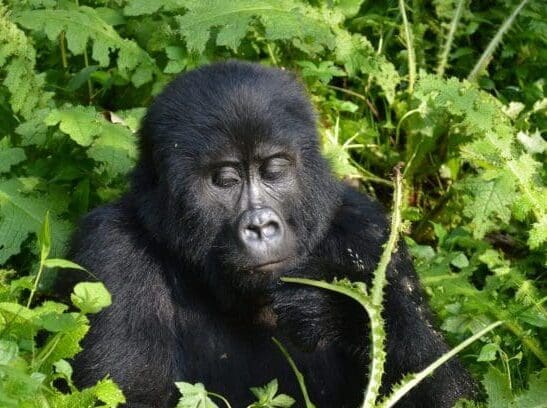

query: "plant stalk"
left=272, top=337, right=316, bottom=408
left=398, top=0, right=416, bottom=94
left=437, top=0, right=465, bottom=76
left=467, top=0, right=529, bottom=82
left=380, top=321, right=503, bottom=407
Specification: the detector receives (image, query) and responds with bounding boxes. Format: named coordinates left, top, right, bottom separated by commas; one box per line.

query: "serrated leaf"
left=461, top=171, right=516, bottom=238
left=93, top=378, right=126, bottom=406
left=124, top=0, right=185, bottom=16
left=334, top=29, right=399, bottom=103
left=0, top=8, right=52, bottom=118
left=528, top=216, right=547, bottom=249
left=39, top=312, right=81, bottom=332
left=0, top=178, right=71, bottom=263
left=87, top=122, right=138, bottom=175
left=511, top=368, right=547, bottom=408
left=483, top=367, right=512, bottom=408
left=0, top=147, right=26, bottom=174
left=175, top=382, right=219, bottom=408
left=15, top=6, right=157, bottom=86
left=176, top=0, right=334, bottom=54
left=45, top=106, right=102, bottom=147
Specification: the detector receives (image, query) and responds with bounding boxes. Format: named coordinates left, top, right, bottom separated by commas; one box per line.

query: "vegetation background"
left=0, top=0, right=545, bottom=407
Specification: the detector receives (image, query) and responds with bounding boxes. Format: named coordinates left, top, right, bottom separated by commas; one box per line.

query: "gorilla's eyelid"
left=261, top=153, right=293, bottom=164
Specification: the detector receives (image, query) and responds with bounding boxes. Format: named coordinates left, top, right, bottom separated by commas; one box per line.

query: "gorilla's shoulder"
left=68, top=199, right=149, bottom=278
left=74, top=201, right=137, bottom=242
left=334, top=186, right=389, bottom=238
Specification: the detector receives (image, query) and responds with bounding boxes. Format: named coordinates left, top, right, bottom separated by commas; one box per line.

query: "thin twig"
left=272, top=337, right=316, bottom=408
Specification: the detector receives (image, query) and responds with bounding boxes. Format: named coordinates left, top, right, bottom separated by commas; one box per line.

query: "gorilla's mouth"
left=250, top=258, right=290, bottom=272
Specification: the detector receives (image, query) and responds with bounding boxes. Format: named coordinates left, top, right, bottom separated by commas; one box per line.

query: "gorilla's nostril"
left=244, top=226, right=260, bottom=240
left=239, top=208, right=283, bottom=246
left=262, top=222, right=279, bottom=238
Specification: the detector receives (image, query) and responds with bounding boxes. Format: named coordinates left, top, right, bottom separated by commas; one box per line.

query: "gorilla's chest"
left=176, top=305, right=363, bottom=408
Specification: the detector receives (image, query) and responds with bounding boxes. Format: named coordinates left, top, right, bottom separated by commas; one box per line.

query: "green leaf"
left=297, top=60, right=345, bottom=84
left=38, top=211, right=51, bottom=261
left=176, top=0, right=334, bottom=54
left=71, top=282, right=112, bottom=314
left=87, top=122, right=138, bottom=175
left=511, top=368, right=547, bottom=408
left=450, top=252, right=469, bottom=269
left=477, top=343, right=498, bottom=362
left=15, top=6, right=158, bottom=86
left=53, top=359, right=73, bottom=381
left=461, top=171, right=515, bottom=239
left=39, top=312, right=81, bottom=332
left=43, top=258, right=86, bottom=271
left=93, top=378, right=126, bottom=406
left=0, top=178, right=71, bottom=263
left=0, top=147, right=26, bottom=174
left=124, top=0, right=185, bottom=16
left=0, top=8, right=52, bottom=118
left=45, top=106, right=102, bottom=146
left=0, top=339, right=18, bottom=365
left=334, top=29, right=399, bottom=103
left=175, top=382, right=219, bottom=408
left=249, top=379, right=295, bottom=407
left=483, top=367, right=512, bottom=408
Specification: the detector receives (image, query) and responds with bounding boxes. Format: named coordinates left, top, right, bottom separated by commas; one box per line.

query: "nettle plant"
left=0, top=0, right=545, bottom=407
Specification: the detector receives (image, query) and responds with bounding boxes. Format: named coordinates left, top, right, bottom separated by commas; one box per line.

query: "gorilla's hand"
left=271, top=282, right=366, bottom=353
left=271, top=284, right=330, bottom=351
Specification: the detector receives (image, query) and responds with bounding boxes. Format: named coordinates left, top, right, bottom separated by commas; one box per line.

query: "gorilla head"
left=133, top=61, right=341, bottom=292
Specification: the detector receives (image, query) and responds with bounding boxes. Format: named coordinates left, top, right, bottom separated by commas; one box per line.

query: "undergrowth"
left=0, top=0, right=545, bottom=407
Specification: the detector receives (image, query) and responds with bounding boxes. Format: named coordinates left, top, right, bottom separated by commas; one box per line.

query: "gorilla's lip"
left=250, top=258, right=289, bottom=272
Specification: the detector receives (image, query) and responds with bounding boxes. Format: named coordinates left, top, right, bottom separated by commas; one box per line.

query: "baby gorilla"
left=68, top=61, right=475, bottom=407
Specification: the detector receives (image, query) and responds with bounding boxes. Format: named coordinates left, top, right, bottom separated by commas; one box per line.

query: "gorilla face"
left=134, top=61, right=341, bottom=289
left=203, top=145, right=298, bottom=273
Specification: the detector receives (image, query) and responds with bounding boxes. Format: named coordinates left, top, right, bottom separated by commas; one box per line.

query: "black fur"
left=67, top=61, right=475, bottom=407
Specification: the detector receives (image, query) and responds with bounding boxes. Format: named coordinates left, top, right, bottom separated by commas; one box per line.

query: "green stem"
left=380, top=321, right=503, bottom=408
left=395, top=107, right=421, bottom=147
left=327, top=85, right=380, bottom=119
left=283, top=166, right=405, bottom=408
left=371, top=166, right=404, bottom=306
left=502, top=320, right=547, bottom=366
left=272, top=337, right=316, bottom=408
left=398, top=0, right=416, bottom=94
left=437, top=0, right=465, bottom=76
left=266, top=43, right=278, bottom=66
left=59, top=31, right=68, bottom=69
left=362, top=305, right=386, bottom=408
left=467, top=0, right=529, bottom=82
left=361, top=165, right=404, bottom=408
left=208, top=392, right=232, bottom=408
left=26, top=258, right=45, bottom=308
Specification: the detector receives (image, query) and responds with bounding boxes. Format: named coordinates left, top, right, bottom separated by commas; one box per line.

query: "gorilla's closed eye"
left=260, top=157, right=291, bottom=181
left=212, top=166, right=241, bottom=188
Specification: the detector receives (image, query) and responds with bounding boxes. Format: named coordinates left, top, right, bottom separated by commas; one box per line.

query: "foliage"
left=0, top=214, right=123, bottom=407
left=0, top=0, right=545, bottom=407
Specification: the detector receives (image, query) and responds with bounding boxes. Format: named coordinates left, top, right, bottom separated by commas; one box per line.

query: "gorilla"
left=67, top=61, right=475, bottom=407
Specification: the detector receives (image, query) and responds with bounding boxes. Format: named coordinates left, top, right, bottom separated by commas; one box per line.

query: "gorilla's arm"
left=274, top=187, right=476, bottom=407
left=67, top=203, right=179, bottom=407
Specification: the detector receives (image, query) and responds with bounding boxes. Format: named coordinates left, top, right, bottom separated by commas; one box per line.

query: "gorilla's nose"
left=238, top=208, right=283, bottom=249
